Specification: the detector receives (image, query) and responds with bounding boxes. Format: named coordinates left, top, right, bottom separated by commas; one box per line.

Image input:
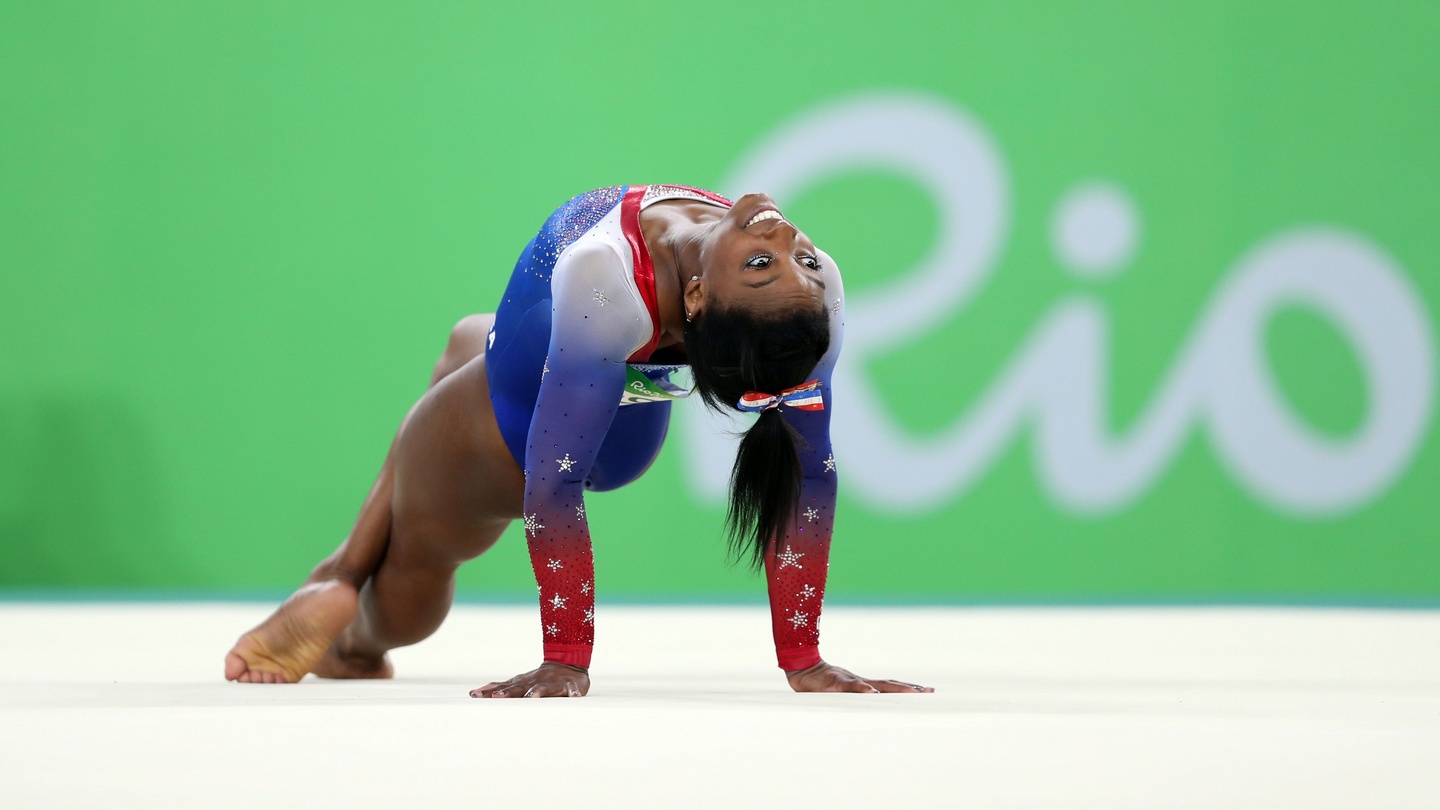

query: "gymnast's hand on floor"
left=785, top=662, right=934, bottom=694
left=470, top=662, right=589, bottom=698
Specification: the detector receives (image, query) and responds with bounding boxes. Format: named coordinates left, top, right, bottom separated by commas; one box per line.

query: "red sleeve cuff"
left=777, top=646, right=822, bottom=672
left=543, top=643, right=593, bottom=669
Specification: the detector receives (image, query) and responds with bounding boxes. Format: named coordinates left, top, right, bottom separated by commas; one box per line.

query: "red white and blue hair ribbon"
left=736, top=379, right=825, bottom=413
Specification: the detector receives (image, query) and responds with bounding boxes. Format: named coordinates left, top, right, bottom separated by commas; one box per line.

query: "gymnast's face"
left=687, top=193, right=827, bottom=319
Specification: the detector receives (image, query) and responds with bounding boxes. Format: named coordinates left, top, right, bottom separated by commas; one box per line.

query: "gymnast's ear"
left=684, top=274, right=706, bottom=321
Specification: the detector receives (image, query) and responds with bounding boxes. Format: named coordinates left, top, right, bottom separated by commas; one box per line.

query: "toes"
left=224, top=652, right=248, bottom=681
left=233, top=668, right=292, bottom=685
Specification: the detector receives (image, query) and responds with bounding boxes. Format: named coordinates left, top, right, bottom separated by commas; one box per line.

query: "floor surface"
left=2, top=603, right=1438, bottom=808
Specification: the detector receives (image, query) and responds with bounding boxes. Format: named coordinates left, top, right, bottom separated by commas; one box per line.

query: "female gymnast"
left=224, top=184, right=932, bottom=697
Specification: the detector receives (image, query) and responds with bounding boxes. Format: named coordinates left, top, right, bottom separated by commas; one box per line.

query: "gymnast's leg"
left=314, top=350, right=525, bottom=677
left=224, top=314, right=498, bottom=683
left=317, top=393, right=670, bottom=678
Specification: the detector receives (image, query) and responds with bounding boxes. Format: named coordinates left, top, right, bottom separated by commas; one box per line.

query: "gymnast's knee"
left=432, top=313, right=496, bottom=383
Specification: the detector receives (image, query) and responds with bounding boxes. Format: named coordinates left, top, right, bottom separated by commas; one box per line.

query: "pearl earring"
left=690, top=275, right=700, bottom=282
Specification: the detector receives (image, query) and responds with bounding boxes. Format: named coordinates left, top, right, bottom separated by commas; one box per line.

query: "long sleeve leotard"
left=484, top=185, right=845, bottom=671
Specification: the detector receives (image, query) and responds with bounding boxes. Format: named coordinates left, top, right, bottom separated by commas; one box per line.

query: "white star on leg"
left=776, top=545, right=805, bottom=570
left=557, top=453, right=575, bottom=472
left=549, top=594, right=567, bottom=610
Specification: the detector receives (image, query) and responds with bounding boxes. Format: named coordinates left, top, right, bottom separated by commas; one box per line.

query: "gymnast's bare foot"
left=224, top=579, right=359, bottom=684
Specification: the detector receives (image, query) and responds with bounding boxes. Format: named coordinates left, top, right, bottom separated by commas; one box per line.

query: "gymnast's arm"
left=770, top=251, right=934, bottom=694
left=470, top=240, right=647, bottom=699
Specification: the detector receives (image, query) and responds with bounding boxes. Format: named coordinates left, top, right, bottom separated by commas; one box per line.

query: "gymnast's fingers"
left=471, top=679, right=517, bottom=698
left=524, top=680, right=571, bottom=698
left=870, top=679, right=934, bottom=693
left=843, top=678, right=882, bottom=694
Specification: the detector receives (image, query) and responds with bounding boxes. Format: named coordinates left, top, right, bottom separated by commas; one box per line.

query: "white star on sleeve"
left=544, top=623, right=559, bottom=637
left=798, top=584, right=816, bottom=602
left=803, top=507, right=819, bottom=523
left=822, top=454, right=837, bottom=473
left=523, top=513, right=545, bottom=536
left=576, top=504, right=586, bottom=518
left=557, top=453, right=576, bottom=472
left=549, top=594, right=567, bottom=610
left=788, top=611, right=810, bottom=629
left=546, top=559, right=562, bottom=572
left=580, top=581, right=591, bottom=595
left=776, top=545, right=805, bottom=570
left=583, top=608, right=594, bottom=626
left=593, top=290, right=609, bottom=306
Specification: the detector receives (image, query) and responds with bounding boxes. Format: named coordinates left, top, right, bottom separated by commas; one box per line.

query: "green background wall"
left=2, top=2, right=1436, bottom=601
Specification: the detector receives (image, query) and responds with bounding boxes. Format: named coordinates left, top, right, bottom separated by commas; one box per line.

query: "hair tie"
left=736, top=380, right=825, bottom=413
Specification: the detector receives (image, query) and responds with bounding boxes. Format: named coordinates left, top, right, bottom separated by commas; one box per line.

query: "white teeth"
left=746, top=209, right=783, bottom=227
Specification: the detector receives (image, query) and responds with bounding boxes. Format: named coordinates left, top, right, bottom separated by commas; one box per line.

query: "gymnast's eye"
left=745, top=254, right=772, bottom=269
left=800, top=254, right=822, bottom=270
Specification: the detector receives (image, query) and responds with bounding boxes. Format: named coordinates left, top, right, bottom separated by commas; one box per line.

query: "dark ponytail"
left=684, top=305, right=830, bottom=570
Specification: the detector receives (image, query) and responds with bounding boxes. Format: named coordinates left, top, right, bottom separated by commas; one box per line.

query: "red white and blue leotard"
left=484, top=184, right=845, bottom=671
